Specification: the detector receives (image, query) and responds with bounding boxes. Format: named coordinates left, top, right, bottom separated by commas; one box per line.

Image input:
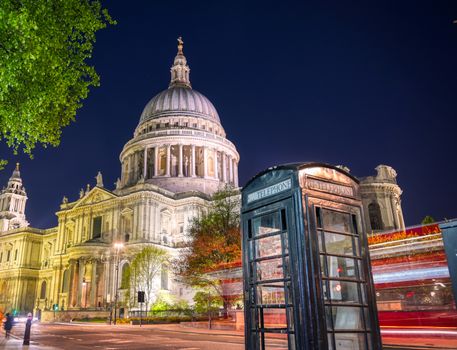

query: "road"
left=4, top=322, right=456, bottom=350
left=6, top=322, right=287, bottom=350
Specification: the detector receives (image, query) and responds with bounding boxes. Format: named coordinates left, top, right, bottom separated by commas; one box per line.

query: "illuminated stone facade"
left=0, top=39, right=239, bottom=317
left=360, top=165, right=405, bottom=233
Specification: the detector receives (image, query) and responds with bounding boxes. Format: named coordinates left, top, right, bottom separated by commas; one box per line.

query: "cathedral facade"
left=0, top=40, right=404, bottom=319
left=0, top=39, right=239, bottom=318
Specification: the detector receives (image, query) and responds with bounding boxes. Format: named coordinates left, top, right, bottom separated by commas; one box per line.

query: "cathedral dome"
left=139, top=86, right=220, bottom=124
left=119, top=38, right=239, bottom=196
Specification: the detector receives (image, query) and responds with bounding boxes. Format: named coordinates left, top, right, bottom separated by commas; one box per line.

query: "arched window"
left=62, top=270, right=70, bottom=293
left=40, top=280, right=47, bottom=299
left=368, top=202, right=384, bottom=231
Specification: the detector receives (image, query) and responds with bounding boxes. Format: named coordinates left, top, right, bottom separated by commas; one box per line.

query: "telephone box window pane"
left=256, top=257, right=285, bottom=281
left=324, top=256, right=360, bottom=279
left=286, top=304, right=295, bottom=331
left=264, top=334, right=288, bottom=349
left=326, top=306, right=334, bottom=331
left=253, top=212, right=281, bottom=236
left=257, top=283, right=286, bottom=305
left=329, top=280, right=360, bottom=303
left=363, top=307, right=371, bottom=330
left=258, top=308, right=287, bottom=328
left=328, top=334, right=335, bottom=350
left=255, top=233, right=284, bottom=259
left=334, top=333, right=367, bottom=350
left=320, top=209, right=354, bottom=234
left=324, top=232, right=360, bottom=257
left=328, top=306, right=365, bottom=330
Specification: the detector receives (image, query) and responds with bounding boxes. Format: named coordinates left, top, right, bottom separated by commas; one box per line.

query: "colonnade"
left=67, top=258, right=106, bottom=309
left=122, top=144, right=238, bottom=187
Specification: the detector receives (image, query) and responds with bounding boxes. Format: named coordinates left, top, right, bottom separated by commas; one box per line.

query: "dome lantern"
left=169, top=36, right=191, bottom=88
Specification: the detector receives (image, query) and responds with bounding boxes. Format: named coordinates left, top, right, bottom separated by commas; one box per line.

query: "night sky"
left=1, top=1, right=457, bottom=229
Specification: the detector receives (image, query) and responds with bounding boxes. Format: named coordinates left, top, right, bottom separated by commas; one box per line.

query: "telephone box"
left=241, top=163, right=381, bottom=350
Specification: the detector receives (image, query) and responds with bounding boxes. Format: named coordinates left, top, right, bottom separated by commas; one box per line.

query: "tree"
left=422, top=215, right=435, bottom=225
left=0, top=0, right=115, bottom=167
left=175, top=185, right=241, bottom=317
left=130, top=246, right=169, bottom=310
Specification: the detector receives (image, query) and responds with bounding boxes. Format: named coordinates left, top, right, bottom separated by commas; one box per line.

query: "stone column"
left=91, top=260, right=97, bottom=308
left=222, top=154, right=227, bottom=182
left=77, top=259, right=85, bottom=308
left=68, top=260, right=77, bottom=308
left=191, top=145, right=196, bottom=177
left=154, top=147, right=159, bottom=176
left=203, top=147, right=208, bottom=178
left=228, top=156, right=233, bottom=184
left=178, top=144, right=183, bottom=177
left=234, top=161, right=239, bottom=187
left=166, top=145, right=171, bottom=177
left=143, top=148, right=148, bottom=179
left=103, top=258, right=111, bottom=305
left=214, top=150, right=219, bottom=179
left=128, top=154, right=133, bottom=183
left=390, top=194, right=400, bottom=230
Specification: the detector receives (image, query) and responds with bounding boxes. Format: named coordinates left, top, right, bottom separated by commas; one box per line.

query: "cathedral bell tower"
left=0, top=163, right=29, bottom=233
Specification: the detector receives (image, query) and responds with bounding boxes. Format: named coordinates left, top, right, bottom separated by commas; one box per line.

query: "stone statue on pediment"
left=96, top=171, right=104, bottom=187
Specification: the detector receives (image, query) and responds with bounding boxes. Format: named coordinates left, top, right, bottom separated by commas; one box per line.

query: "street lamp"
left=113, top=242, right=124, bottom=325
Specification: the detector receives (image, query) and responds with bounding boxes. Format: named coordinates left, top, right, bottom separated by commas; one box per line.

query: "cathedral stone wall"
left=360, top=165, right=405, bottom=233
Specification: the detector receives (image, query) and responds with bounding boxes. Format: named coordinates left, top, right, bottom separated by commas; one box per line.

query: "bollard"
left=23, top=313, right=32, bottom=345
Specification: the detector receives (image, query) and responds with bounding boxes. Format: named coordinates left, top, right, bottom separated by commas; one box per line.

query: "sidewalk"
left=0, top=334, right=56, bottom=349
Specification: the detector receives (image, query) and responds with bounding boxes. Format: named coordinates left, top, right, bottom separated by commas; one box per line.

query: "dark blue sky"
left=1, top=0, right=457, bottom=228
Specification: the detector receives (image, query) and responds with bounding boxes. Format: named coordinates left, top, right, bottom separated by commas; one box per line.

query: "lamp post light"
left=113, top=242, right=124, bottom=325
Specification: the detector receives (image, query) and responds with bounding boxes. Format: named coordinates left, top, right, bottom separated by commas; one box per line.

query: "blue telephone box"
left=241, top=163, right=381, bottom=350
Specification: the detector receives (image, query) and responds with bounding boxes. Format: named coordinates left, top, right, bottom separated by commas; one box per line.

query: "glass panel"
left=363, top=307, right=371, bottom=330
left=324, top=256, right=361, bottom=279
left=328, top=334, right=335, bottom=350
left=320, top=255, right=327, bottom=276
left=318, top=231, right=324, bottom=252
left=286, top=305, right=295, bottom=331
left=258, top=308, right=287, bottom=328
left=253, top=212, right=281, bottom=236
left=288, top=333, right=296, bottom=350
left=255, top=233, right=283, bottom=259
left=320, top=209, right=354, bottom=234
left=256, top=257, right=285, bottom=281
left=323, top=280, right=330, bottom=301
left=257, top=283, right=285, bottom=305
left=360, top=283, right=367, bottom=305
left=324, top=232, right=359, bottom=257
left=334, top=333, right=366, bottom=350
left=366, top=333, right=373, bottom=350
left=329, top=280, right=360, bottom=303
left=326, top=305, right=334, bottom=330
left=327, top=306, right=365, bottom=330
left=264, top=334, right=288, bottom=349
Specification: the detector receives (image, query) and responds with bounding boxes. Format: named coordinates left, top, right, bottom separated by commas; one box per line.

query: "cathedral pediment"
left=73, top=187, right=117, bottom=208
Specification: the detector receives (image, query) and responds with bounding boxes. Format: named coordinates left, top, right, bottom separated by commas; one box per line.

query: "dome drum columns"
left=121, top=144, right=238, bottom=189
